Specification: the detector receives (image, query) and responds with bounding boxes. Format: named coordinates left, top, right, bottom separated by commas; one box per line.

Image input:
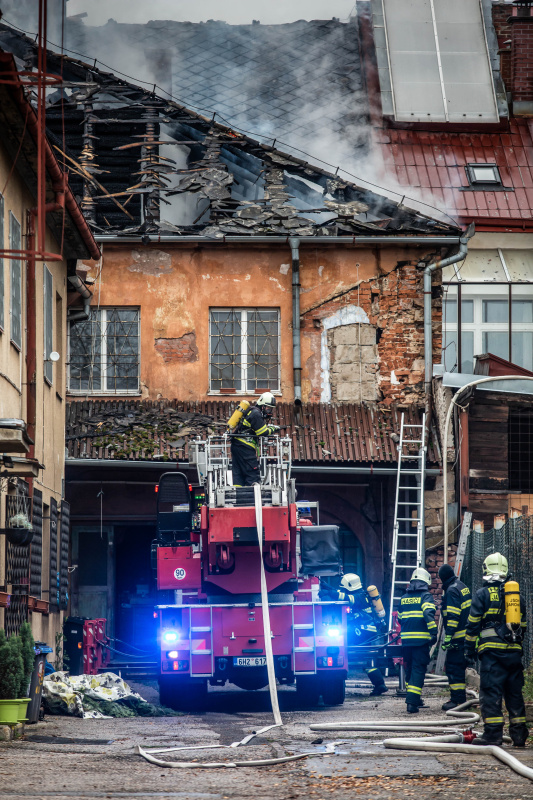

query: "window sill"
left=10, top=340, right=21, bottom=353
left=208, top=391, right=283, bottom=397
left=67, top=391, right=142, bottom=397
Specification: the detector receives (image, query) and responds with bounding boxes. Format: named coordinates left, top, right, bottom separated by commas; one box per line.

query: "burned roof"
left=0, top=24, right=460, bottom=239
left=66, top=399, right=441, bottom=466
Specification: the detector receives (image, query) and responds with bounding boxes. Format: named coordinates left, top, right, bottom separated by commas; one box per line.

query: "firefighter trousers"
left=479, top=649, right=529, bottom=745
left=231, top=441, right=260, bottom=487
left=403, top=643, right=430, bottom=707
left=366, top=664, right=386, bottom=691
left=445, top=645, right=467, bottom=703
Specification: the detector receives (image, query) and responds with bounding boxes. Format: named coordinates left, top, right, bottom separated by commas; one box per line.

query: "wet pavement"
left=2, top=678, right=533, bottom=799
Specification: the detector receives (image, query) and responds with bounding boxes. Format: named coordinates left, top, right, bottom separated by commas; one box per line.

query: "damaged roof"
left=66, top=399, right=441, bottom=465
left=0, top=24, right=460, bottom=239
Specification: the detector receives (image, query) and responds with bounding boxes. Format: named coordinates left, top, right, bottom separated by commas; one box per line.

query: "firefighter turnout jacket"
left=398, top=579, right=437, bottom=644
left=234, top=406, right=277, bottom=449
left=337, top=588, right=384, bottom=635
left=442, top=577, right=471, bottom=644
left=465, top=582, right=527, bottom=657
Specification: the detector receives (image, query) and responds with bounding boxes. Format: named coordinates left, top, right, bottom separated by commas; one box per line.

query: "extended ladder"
left=388, top=412, right=426, bottom=631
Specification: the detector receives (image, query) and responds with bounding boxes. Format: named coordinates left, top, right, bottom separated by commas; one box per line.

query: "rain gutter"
left=94, top=235, right=461, bottom=245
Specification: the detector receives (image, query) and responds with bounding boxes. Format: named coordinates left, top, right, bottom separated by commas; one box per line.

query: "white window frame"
left=44, top=265, right=53, bottom=385
left=9, top=212, right=22, bottom=350
left=68, top=307, right=141, bottom=395
left=209, top=307, right=281, bottom=395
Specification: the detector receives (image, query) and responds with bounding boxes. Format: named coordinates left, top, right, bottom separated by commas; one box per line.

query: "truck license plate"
left=233, top=657, right=267, bottom=667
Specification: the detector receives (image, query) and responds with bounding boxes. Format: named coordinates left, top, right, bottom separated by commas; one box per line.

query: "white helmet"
left=483, top=552, right=508, bottom=582
left=340, top=573, right=362, bottom=592
left=411, top=567, right=432, bottom=586
left=256, top=392, right=276, bottom=415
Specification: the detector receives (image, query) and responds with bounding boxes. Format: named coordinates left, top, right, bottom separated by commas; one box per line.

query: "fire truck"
left=152, top=435, right=347, bottom=710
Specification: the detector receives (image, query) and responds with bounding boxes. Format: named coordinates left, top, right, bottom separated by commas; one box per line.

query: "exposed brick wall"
left=302, top=261, right=440, bottom=406
left=154, top=333, right=198, bottom=363
left=492, top=3, right=513, bottom=91
left=426, top=544, right=459, bottom=619
left=510, top=16, right=533, bottom=102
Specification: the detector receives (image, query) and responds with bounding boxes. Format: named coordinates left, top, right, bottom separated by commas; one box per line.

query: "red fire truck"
left=153, top=436, right=347, bottom=710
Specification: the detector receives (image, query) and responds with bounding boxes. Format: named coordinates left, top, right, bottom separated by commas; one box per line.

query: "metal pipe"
left=67, top=273, right=93, bottom=322
left=289, top=237, right=302, bottom=405
left=442, top=374, right=533, bottom=563
left=94, top=234, right=461, bottom=245
left=423, top=223, right=474, bottom=393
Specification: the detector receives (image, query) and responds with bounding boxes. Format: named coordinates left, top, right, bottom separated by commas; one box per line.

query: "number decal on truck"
left=174, top=567, right=186, bottom=580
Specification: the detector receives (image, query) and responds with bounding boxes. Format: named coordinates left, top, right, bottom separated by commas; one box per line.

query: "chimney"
left=510, top=1, right=533, bottom=116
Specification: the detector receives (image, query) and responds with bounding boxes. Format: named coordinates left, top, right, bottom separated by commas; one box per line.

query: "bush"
left=0, top=635, right=23, bottom=700
left=19, top=623, right=35, bottom=697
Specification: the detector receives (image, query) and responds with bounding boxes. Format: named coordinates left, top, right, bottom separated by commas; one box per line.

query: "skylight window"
left=466, top=164, right=501, bottom=186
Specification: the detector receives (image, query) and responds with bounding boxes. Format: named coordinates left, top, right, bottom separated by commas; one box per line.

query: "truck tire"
left=159, top=677, right=208, bottom=711
left=321, top=674, right=346, bottom=706
left=296, top=675, right=321, bottom=706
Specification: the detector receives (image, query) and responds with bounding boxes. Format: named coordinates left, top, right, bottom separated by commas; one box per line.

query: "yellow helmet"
left=340, top=573, right=362, bottom=592
left=482, top=552, right=508, bottom=581
left=411, top=567, right=432, bottom=586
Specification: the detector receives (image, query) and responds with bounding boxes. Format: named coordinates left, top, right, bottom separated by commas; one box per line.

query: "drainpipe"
left=67, top=273, right=93, bottom=322
left=289, top=237, right=302, bottom=406
left=423, top=223, right=475, bottom=394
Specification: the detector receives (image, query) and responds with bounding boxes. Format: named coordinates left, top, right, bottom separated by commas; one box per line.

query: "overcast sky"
left=67, top=0, right=357, bottom=26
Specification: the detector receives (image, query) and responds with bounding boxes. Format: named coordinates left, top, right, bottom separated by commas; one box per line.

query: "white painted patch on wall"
left=390, top=370, right=400, bottom=385
left=202, top=274, right=211, bottom=280
left=318, top=265, right=325, bottom=277
left=320, top=305, right=370, bottom=403
left=279, top=263, right=290, bottom=275
left=269, top=277, right=286, bottom=291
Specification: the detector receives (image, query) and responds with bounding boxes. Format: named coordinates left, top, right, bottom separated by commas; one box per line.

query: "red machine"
left=154, top=436, right=347, bottom=710
left=82, top=618, right=110, bottom=675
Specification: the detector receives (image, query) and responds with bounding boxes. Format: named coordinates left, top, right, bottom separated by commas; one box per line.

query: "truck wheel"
left=321, top=674, right=346, bottom=706
left=296, top=676, right=321, bottom=706
left=159, top=677, right=207, bottom=711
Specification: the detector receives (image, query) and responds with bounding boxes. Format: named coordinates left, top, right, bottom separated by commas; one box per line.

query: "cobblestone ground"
left=2, top=679, right=533, bottom=800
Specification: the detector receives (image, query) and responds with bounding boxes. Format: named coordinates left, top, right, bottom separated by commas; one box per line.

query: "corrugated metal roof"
left=66, top=400, right=440, bottom=465
left=376, top=119, right=533, bottom=225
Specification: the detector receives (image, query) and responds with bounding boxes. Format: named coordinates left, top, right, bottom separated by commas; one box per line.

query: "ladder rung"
left=397, top=501, right=421, bottom=505
left=402, top=440, right=423, bottom=444
left=396, top=517, right=418, bottom=521
left=400, top=453, right=423, bottom=458
left=396, top=549, right=418, bottom=553
left=399, top=470, right=424, bottom=474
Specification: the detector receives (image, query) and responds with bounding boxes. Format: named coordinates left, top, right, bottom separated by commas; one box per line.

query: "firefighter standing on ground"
left=464, top=552, right=529, bottom=747
left=325, top=573, right=388, bottom=696
left=398, top=567, right=437, bottom=713
left=438, top=563, right=472, bottom=711
left=229, top=392, right=279, bottom=487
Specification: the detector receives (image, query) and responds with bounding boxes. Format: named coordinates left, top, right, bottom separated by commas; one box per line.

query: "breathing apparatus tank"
left=227, top=400, right=250, bottom=431
left=367, top=585, right=386, bottom=619
left=504, top=580, right=521, bottom=631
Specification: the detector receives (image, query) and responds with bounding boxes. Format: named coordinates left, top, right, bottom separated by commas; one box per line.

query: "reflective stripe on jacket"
left=465, top=583, right=527, bottom=655
left=233, top=406, right=275, bottom=449
left=337, top=589, right=378, bottom=632
left=442, top=578, right=471, bottom=642
left=398, top=580, right=437, bottom=645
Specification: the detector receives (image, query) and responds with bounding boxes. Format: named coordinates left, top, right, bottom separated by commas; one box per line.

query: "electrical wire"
left=2, top=16, right=459, bottom=229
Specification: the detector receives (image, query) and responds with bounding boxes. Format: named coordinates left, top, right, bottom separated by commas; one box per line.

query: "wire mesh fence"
left=463, top=516, right=533, bottom=667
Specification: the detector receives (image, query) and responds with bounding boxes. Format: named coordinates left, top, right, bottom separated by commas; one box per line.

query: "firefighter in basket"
left=227, top=393, right=280, bottom=487
left=322, top=573, right=388, bottom=696
left=465, top=552, right=529, bottom=747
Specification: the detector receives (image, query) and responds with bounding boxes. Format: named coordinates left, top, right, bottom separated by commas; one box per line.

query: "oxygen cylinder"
left=227, top=400, right=250, bottom=431
left=367, top=585, right=386, bottom=619
left=504, top=580, right=521, bottom=628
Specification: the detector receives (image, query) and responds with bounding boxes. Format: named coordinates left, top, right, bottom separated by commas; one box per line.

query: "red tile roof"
left=375, top=119, right=533, bottom=229
left=66, top=400, right=440, bottom=465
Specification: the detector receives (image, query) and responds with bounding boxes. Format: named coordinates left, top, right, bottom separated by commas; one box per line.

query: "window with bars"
left=9, top=212, right=21, bottom=349
left=209, top=308, right=280, bottom=393
left=44, top=266, right=53, bottom=384
left=442, top=249, right=533, bottom=374
left=68, top=308, right=140, bottom=394
left=509, top=410, right=533, bottom=494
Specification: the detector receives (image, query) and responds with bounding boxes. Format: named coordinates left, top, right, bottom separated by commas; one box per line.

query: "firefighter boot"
left=367, top=667, right=388, bottom=696
left=406, top=704, right=419, bottom=714
left=442, top=700, right=460, bottom=711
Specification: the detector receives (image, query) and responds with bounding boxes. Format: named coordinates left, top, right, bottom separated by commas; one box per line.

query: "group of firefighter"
left=332, top=555, right=529, bottom=748
left=228, top=394, right=529, bottom=748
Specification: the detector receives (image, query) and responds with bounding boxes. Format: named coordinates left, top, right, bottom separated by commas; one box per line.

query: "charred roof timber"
left=0, top=24, right=461, bottom=240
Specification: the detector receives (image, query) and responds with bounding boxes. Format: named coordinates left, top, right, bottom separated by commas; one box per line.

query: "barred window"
left=9, top=212, right=21, bottom=349
left=68, top=308, right=140, bottom=394
left=44, top=266, right=53, bottom=384
left=209, top=308, right=280, bottom=393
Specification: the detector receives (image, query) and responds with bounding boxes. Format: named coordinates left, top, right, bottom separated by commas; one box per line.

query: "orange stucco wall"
left=77, top=241, right=442, bottom=403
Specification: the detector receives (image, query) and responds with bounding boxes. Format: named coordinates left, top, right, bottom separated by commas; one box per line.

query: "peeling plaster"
left=280, top=263, right=290, bottom=275
left=390, top=370, right=400, bottom=385
left=128, top=249, right=173, bottom=276
left=269, top=277, right=286, bottom=291
left=318, top=265, right=325, bottom=277
left=320, top=305, right=370, bottom=403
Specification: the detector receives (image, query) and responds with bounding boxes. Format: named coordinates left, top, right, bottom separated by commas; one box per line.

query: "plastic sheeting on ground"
left=42, top=671, right=176, bottom=718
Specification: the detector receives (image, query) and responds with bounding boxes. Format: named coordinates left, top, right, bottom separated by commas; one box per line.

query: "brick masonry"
left=154, top=332, right=198, bottom=363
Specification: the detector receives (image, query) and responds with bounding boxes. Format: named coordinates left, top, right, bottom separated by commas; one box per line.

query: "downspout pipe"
left=289, top=237, right=302, bottom=406
left=68, top=273, right=93, bottom=322
left=423, top=223, right=475, bottom=393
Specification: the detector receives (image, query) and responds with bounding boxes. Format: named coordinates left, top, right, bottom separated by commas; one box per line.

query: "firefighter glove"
left=430, top=634, right=438, bottom=646
left=442, top=634, right=453, bottom=651
left=269, top=425, right=280, bottom=433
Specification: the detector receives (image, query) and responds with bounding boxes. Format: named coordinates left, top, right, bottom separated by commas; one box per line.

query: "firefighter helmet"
left=411, top=567, right=432, bottom=586
left=340, top=573, right=362, bottom=592
left=482, top=552, right=508, bottom=581
left=256, top=392, right=276, bottom=416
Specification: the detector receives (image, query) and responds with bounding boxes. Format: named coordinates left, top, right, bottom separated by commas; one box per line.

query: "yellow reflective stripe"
left=407, top=686, right=422, bottom=694
left=235, top=437, right=257, bottom=449
left=511, top=717, right=526, bottom=723
left=421, top=602, right=435, bottom=611
left=367, top=668, right=378, bottom=674
left=255, top=424, right=268, bottom=435
left=399, top=611, right=424, bottom=618
left=452, top=631, right=466, bottom=639
left=447, top=620, right=459, bottom=628
left=401, top=632, right=431, bottom=639
left=485, top=609, right=500, bottom=615
left=461, top=600, right=472, bottom=610
left=468, top=615, right=482, bottom=623
left=465, top=634, right=477, bottom=642
left=478, top=641, right=522, bottom=653
left=242, top=419, right=251, bottom=427
left=447, top=606, right=461, bottom=614
left=427, top=622, right=437, bottom=629
left=485, top=717, right=504, bottom=724
left=449, top=683, right=466, bottom=690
